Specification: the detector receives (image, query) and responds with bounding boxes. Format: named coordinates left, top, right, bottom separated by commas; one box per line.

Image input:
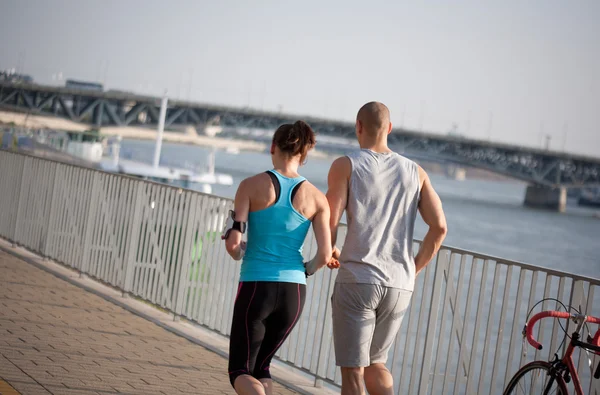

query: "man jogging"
left=326, top=102, right=447, bottom=395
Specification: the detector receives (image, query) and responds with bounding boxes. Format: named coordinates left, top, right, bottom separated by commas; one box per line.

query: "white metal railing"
left=1, top=149, right=599, bottom=395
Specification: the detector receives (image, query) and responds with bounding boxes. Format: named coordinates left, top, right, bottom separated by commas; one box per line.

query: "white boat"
left=99, top=139, right=233, bottom=194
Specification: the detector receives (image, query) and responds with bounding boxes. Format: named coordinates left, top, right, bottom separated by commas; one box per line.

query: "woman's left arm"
left=225, top=179, right=250, bottom=261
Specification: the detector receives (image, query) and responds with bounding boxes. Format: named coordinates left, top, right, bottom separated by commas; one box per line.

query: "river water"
left=119, top=139, right=600, bottom=279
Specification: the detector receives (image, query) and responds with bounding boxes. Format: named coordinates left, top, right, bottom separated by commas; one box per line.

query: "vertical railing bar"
left=143, top=184, right=166, bottom=300
left=151, top=186, right=172, bottom=304
left=503, top=268, right=528, bottom=386
left=198, top=197, right=220, bottom=325
left=25, top=159, right=39, bottom=249
left=166, top=189, right=188, bottom=308
left=114, top=178, right=133, bottom=286
left=168, top=189, right=189, bottom=308
left=86, top=172, right=101, bottom=276
left=299, top=231, right=320, bottom=367
left=174, top=192, right=197, bottom=316
left=440, top=253, right=468, bottom=395
left=104, top=174, right=119, bottom=283
left=192, top=195, right=213, bottom=321
left=185, top=194, right=205, bottom=319
left=13, top=156, right=29, bottom=244
left=10, top=153, right=23, bottom=242
left=122, top=181, right=144, bottom=294
left=220, top=201, right=237, bottom=334
left=314, top=269, right=336, bottom=385
left=61, top=165, right=74, bottom=265
left=520, top=271, right=540, bottom=368
left=535, top=274, right=554, bottom=361
left=135, top=182, right=152, bottom=296
left=490, top=265, right=514, bottom=392
left=429, top=252, right=458, bottom=394
left=309, top=267, right=330, bottom=370
left=115, top=177, right=132, bottom=284
left=93, top=174, right=109, bottom=278
left=417, top=249, right=450, bottom=395
left=211, top=199, right=231, bottom=330
left=140, top=183, right=161, bottom=298
left=578, top=284, right=594, bottom=381
left=549, top=277, right=567, bottom=356
left=43, top=163, right=60, bottom=258
left=69, top=168, right=86, bottom=267
left=100, top=173, right=116, bottom=282
left=74, top=167, right=89, bottom=267
left=204, top=198, right=222, bottom=328
left=465, top=259, right=491, bottom=395
left=80, top=172, right=101, bottom=275
left=157, top=185, right=176, bottom=304
left=196, top=196, right=216, bottom=323
left=407, top=259, right=435, bottom=393
left=134, top=182, right=151, bottom=296
left=32, top=159, right=46, bottom=250
left=452, top=257, right=480, bottom=395
left=97, top=173, right=111, bottom=281
left=108, top=177, right=125, bottom=285
left=477, top=262, right=503, bottom=394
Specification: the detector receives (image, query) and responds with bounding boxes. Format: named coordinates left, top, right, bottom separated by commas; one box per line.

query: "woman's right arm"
left=225, top=179, right=250, bottom=261
left=305, top=194, right=333, bottom=275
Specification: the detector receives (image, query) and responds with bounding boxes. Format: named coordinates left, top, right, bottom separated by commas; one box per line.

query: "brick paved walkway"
left=0, top=250, right=298, bottom=395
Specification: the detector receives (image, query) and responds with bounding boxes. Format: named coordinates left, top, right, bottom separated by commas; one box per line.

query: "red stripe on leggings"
left=245, top=282, right=257, bottom=371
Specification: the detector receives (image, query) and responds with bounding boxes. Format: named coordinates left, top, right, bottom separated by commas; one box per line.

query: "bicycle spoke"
left=504, top=362, right=564, bottom=395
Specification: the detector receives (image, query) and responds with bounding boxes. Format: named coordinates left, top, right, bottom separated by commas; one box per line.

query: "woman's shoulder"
left=241, top=172, right=271, bottom=187
left=296, top=180, right=327, bottom=206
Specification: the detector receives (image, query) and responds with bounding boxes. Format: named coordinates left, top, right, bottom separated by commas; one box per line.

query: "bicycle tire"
left=503, top=360, right=569, bottom=395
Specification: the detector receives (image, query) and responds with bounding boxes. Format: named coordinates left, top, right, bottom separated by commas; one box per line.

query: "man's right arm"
left=326, top=157, right=351, bottom=257
left=415, top=166, right=447, bottom=274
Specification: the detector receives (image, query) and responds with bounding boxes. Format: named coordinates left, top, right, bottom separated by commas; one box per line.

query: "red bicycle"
left=504, top=310, right=600, bottom=394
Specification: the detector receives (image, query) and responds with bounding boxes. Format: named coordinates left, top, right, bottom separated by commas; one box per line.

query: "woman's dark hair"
left=272, top=120, right=316, bottom=164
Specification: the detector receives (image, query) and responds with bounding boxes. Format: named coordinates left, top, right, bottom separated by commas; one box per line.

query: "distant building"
left=65, top=79, right=103, bottom=91
left=0, top=71, right=33, bottom=84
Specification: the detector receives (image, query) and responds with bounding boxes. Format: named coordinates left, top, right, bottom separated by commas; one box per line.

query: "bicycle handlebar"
left=525, top=310, right=600, bottom=350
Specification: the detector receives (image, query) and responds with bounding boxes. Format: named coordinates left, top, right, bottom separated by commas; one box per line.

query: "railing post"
left=80, top=171, right=101, bottom=275
left=417, top=249, right=450, bottom=395
left=313, top=270, right=335, bottom=388
left=12, top=155, right=28, bottom=246
left=174, top=193, right=198, bottom=319
left=121, top=181, right=144, bottom=295
left=42, top=163, right=60, bottom=259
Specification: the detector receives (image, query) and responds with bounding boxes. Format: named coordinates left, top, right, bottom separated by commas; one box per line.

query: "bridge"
left=1, top=81, right=599, bottom=211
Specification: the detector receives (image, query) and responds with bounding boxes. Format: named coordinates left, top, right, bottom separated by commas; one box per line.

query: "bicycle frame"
left=525, top=311, right=600, bottom=395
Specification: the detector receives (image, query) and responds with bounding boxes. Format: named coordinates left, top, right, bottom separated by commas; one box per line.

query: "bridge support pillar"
left=524, top=185, right=566, bottom=212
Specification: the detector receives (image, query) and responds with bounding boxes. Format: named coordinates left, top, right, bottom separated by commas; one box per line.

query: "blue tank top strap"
left=269, top=170, right=306, bottom=208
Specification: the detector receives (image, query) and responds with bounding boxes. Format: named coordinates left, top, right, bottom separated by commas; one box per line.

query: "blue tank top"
left=240, top=170, right=311, bottom=284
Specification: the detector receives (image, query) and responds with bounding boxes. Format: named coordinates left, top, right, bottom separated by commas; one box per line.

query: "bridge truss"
left=1, top=82, right=598, bottom=187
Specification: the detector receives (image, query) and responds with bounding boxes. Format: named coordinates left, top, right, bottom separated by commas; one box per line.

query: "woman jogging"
left=223, top=120, right=335, bottom=395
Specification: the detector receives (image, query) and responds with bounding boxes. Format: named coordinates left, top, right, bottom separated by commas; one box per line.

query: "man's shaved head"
left=357, top=102, right=390, bottom=136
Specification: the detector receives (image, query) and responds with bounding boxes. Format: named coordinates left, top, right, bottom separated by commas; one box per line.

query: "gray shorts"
left=331, top=282, right=412, bottom=368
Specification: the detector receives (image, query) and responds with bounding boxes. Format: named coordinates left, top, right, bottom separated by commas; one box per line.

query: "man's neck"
left=360, top=141, right=392, bottom=153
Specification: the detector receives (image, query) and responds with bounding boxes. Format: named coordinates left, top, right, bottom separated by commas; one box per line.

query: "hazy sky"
left=1, top=0, right=599, bottom=156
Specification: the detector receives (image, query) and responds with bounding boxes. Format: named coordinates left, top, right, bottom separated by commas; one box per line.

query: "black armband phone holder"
left=221, top=210, right=247, bottom=240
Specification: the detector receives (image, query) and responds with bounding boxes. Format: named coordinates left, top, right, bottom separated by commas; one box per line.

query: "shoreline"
left=0, top=110, right=332, bottom=159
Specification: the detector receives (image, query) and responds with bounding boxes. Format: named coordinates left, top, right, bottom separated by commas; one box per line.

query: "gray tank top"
left=337, top=149, right=420, bottom=290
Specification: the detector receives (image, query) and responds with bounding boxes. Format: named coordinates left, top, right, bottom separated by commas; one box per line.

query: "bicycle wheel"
left=504, top=361, right=568, bottom=395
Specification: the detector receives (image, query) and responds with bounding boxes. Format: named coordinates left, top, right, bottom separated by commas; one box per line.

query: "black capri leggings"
left=228, top=281, right=306, bottom=387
